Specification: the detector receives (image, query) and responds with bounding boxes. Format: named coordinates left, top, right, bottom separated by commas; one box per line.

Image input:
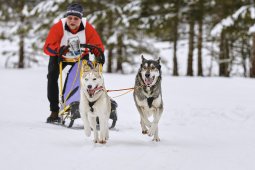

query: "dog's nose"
left=87, top=85, right=92, bottom=89
left=145, top=73, right=150, bottom=78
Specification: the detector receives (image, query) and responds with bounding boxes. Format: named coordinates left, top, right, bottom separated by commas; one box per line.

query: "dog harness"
left=89, top=101, right=96, bottom=112
left=138, top=72, right=161, bottom=108
left=147, top=97, right=154, bottom=108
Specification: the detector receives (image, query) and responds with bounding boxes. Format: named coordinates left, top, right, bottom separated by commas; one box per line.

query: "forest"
left=0, top=0, right=255, bottom=77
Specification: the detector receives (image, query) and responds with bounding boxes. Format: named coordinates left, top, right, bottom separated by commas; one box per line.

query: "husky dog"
left=133, top=55, right=163, bottom=142
left=79, top=64, right=111, bottom=144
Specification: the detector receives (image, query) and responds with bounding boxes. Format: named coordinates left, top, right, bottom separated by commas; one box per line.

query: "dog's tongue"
left=145, top=78, right=153, bottom=85
left=87, top=89, right=95, bottom=96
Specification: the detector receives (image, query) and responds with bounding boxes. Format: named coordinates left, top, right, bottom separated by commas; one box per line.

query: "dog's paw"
left=152, top=137, right=160, bottom=142
left=148, top=131, right=154, bottom=136
left=142, top=130, right=148, bottom=134
left=99, top=140, right=107, bottom=144
left=148, top=125, right=156, bottom=136
left=93, top=139, right=99, bottom=143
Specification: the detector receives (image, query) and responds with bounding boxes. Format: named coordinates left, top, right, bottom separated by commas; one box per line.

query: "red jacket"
left=43, top=19, right=104, bottom=56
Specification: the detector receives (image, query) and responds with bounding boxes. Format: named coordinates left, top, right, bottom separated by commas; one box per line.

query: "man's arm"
left=85, top=22, right=104, bottom=52
left=43, top=21, right=63, bottom=56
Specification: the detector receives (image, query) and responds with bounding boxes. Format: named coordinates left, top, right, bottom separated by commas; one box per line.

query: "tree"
left=141, top=0, right=189, bottom=76
left=197, top=0, right=205, bottom=76
left=0, top=0, right=65, bottom=68
left=209, top=0, right=252, bottom=77
left=251, top=33, right=255, bottom=77
left=186, top=1, right=196, bottom=76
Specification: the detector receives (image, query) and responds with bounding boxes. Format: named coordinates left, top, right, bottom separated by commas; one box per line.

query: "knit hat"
left=65, top=3, right=83, bottom=19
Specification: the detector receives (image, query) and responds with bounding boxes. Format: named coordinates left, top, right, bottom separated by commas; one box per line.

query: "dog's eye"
left=85, top=78, right=88, bottom=81
left=151, top=66, right=155, bottom=70
left=93, top=78, right=96, bottom=81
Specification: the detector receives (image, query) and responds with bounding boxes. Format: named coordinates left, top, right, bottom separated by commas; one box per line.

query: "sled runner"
left=58, top=37, right=117, bottom=128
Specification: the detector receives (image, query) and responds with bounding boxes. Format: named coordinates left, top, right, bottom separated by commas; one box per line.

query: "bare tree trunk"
left=172, top=1, right=180, bottom=76
left=18, top=33, right=25, bottom=68
left=173, top=30, right=178, bottom=76
left=187, top=18, right=195, bottom=76
left=18, top=0, right=25, bottom=68
left=241, top=38, right=247, bottom=77
left=219, top=32, right=225, bottom=76
left=106, top=10, right=113, bottom=73
left=107, top=44, right=113, bottom=73
left=197, top=0, right=204, bottom=76
left=219, top=31, right=230, bottom=77
left=250, top=33, right=255, bottom=77
left=219, top=32, right=230, bottom=77
left=116, top=34, right=123, bottom=73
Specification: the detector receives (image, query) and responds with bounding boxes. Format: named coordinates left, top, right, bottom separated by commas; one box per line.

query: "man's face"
left=66, top=15, right=81, bottom=30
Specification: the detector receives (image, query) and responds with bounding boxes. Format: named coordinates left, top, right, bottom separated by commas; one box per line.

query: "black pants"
left=47, top=57, right=73, bottom=112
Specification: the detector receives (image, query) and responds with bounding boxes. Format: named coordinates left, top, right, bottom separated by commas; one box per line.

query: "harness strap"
left=106, top=87, right=134, bottom=92
left=147, top=97, right=154, bottom=108
left=89, top=101, right=96, bottom=112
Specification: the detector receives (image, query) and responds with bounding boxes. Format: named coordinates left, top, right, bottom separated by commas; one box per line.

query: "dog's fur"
left=133, top=55, right=163, bottom=142
left=79, top=64, right=111, bottom=144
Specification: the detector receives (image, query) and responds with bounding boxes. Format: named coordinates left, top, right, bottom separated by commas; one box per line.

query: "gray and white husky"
left=79, top=64, right=111, bottom=144
left=133, top=55, right=163, bottom=142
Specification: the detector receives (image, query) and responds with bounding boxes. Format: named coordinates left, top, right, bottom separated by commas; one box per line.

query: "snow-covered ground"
left=0, top=67, right=255, bottom=170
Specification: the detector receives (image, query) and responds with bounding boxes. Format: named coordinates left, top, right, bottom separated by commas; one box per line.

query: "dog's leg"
left=98, top=115, right=107, bottom=144
left=148, top=109, right=162, bottom=139
left=83, top=113, right=91, bottom=137
left=105, top=117, right=109, bottom=140
left=152, top=126, right=160, bottom=142
left=89, top=116, right=99, bottom=143
left=140, top=117, right=148, bottom=134
left=79, top=94, right=91, bottom=137
left=138, top=107, right=150, bottom=134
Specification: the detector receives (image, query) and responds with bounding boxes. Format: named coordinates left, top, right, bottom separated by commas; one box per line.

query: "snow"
left=249, top=24, right=255, bottom=33
left=0, top=67, right=255, bottom=170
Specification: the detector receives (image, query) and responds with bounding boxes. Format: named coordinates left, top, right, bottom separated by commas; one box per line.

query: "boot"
left=46, top=111, right=60, bottom=123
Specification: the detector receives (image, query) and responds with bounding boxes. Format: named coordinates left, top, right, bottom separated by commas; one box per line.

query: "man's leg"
left=47, top=57, right=60, bottom=122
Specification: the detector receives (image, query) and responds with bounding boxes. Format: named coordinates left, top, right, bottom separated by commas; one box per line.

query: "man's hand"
left=92, top=47, right=105, bottom=65
left=91, top=47, right=101, bottom=57
left=59, top=45, right=69, bottom=57
left=96, top=54, right=105, bottom=65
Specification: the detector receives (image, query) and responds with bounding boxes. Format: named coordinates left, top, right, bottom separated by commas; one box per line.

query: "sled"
left=58, top=37, right=117, bottom=128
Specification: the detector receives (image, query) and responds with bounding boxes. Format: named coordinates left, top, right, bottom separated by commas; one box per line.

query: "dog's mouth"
left=87, top=86, right=103, bottom=97
left=144, top=76, right=155, bottom=86
left=87, top=88, right=96, bottom=97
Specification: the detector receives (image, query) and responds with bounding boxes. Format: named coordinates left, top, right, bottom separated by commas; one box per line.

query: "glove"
left=91, top=47, right=101, bottom=57
left=59, top=45, right=69, bottom=57
left=81, top=52, right=89, bottom=60
left=96, top=54, right=105, bottom=65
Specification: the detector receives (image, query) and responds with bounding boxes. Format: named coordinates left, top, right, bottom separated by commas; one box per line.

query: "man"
left=43, top=3, right=104, bottom=123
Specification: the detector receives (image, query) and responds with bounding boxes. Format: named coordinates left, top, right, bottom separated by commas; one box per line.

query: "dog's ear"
left=94, top=64, right=103, bottom=76
left=82, top=62, right=91, bottom=73
left=157, top=57, right=161, bottom=64
left=141, top=55, right=146, bottom=62
left=94, top=64, right=99, bottom=72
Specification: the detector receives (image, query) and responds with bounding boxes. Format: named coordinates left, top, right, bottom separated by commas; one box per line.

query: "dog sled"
left=57, top=37, right=117, bottom=128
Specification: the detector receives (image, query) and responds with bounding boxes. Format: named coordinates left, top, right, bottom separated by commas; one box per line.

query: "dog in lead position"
left=133, top=55, right=163, bottom=142
left=79, top=64, right=111, bottom=144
